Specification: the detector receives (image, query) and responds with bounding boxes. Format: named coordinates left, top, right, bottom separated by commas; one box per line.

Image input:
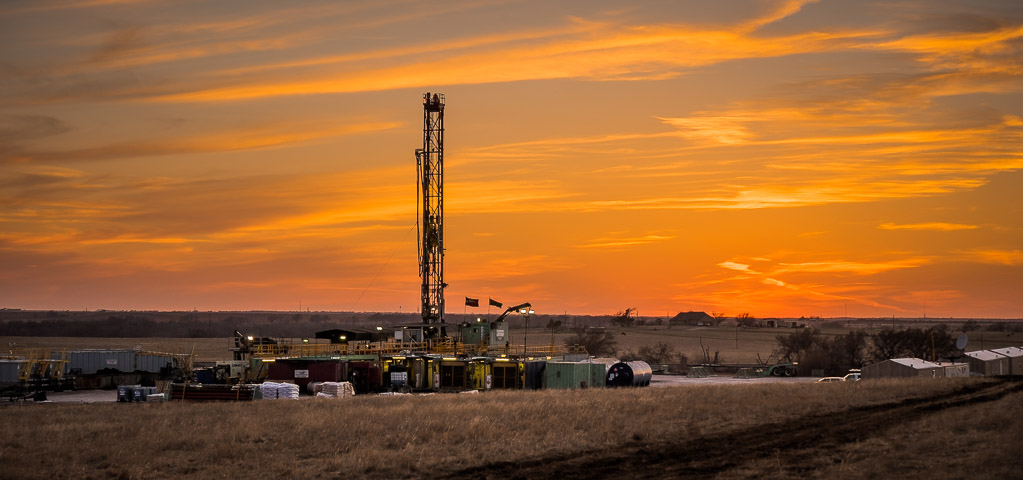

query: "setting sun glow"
left=1, top=0, right=1020, bottom=318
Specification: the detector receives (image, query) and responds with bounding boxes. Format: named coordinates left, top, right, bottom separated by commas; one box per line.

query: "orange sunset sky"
left=1, top=0, right=1021, bottom=318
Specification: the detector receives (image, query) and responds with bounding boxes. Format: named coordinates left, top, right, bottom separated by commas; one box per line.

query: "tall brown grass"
left=0, top=378, right=999, bottom=479
left=728, top=382, right=1023, bottom=479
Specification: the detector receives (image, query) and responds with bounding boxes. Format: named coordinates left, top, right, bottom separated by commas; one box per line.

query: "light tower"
left=416, top=92, right=445, bottom=335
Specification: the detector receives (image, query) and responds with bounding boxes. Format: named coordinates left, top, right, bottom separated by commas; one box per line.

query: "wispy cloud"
left=4, top=120, right=401, bottom=164
left=577, top=234, right=673, bottom=248
left=718, top=261, right=757, bottom=273
left=142, top=15, right=881, bottom=103
left=957, top=249, right=1023, bottom=266
left=878, top=222, right=979, bottom=231
left=774, top=258, right=931, bottom=275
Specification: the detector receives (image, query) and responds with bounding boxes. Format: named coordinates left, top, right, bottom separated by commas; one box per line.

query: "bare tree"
left=610, top=308, right=636, bottom=327
left=735, top=313, right=757, bottom=328
left=563, top=328, right=618, bottom=356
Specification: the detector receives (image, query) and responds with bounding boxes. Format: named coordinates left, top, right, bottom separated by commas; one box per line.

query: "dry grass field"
left=1, top=377, right=1020, bottom=479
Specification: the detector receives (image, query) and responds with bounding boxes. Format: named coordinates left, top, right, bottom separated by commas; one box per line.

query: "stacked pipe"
left=169, top=383, right=255, bottom=401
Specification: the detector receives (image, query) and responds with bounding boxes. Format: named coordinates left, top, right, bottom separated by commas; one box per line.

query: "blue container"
left=117, top=384, right=139, bottom=402
left=194, top=368, right=215, bottom=384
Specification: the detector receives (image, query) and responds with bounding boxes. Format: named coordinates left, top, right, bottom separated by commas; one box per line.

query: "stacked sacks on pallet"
left=259, top=382, right=280, bottom=400
left=319, top=381, right=355, bottom=398
left=278, top=382, right=300, bottom=399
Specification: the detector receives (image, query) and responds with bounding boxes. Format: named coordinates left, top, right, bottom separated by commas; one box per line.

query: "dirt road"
left=440, top=378, right=1023, bottom=479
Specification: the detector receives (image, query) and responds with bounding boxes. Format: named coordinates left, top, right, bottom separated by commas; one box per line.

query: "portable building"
left=861, top=358, right=943, bottom=379
left=987, top=347, right=1023, bottom=375
left=545, top=361, right=606, bottom=389
left=933, top=361, right=970, bottom=378
left=964, top=350, right=1010, bottom=376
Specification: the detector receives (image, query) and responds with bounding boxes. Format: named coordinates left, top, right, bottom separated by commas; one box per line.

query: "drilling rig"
left=416, top=92, right=446, bottom=337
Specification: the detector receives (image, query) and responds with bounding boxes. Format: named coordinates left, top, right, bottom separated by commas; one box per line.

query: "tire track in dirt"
left=439, top=378, right=1023, bottom=480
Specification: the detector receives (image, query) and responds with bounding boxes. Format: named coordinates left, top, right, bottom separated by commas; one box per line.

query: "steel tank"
left=605, top=361, right=652, bottom=387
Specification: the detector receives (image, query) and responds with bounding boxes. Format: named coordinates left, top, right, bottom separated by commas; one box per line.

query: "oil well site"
left=2, top=94, right=1022, bottom=479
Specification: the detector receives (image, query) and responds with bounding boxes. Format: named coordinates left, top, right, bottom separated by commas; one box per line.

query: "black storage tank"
left=605, top=361, right=652, bottom=387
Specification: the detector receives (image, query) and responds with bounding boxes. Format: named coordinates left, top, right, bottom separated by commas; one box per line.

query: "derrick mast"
left=417, top=92, right=445, bottom=333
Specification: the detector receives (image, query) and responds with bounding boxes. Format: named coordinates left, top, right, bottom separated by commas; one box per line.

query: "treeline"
left=775, top=325, right=963, bottom=376
left=0, top=311, right=621, bottom=338
left=0, top=312, right=416, bottom=338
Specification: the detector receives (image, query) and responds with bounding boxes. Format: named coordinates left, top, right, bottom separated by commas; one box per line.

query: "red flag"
left=465, top=297, right=479, bottom=307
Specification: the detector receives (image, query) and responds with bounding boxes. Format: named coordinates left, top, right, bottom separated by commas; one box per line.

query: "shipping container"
left=545, top=361, right=605, bottom=389
left=347, top=361, right=382, bottom=393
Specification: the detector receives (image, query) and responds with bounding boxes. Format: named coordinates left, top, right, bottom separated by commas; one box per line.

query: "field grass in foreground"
left=1, top=378, right=1020, bottom=479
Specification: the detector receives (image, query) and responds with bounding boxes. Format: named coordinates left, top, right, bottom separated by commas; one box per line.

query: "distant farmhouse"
left=670, top=311, right=714, bottom=326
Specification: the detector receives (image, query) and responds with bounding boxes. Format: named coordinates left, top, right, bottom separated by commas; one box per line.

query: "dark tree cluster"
left=775, top=328, right=870, bottom=376
left=621, top=342, right=688, bottom=366
left=868, top=325, right=958, bottom=362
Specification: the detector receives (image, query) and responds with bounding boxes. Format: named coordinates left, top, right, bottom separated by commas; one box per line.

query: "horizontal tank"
left=59, top=350, right=136, bottom=375
left=135, top=353, right=175, bottom=374
left=0, top=359, right=26, bottom=384
left=606, top=361, right=652, bottom=387
left=54, top=350, right=176, bottom=375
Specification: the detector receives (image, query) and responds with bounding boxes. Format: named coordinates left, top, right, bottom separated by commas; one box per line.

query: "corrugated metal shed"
left=964, top=350, right=1010, bottom=376
left=862, top=358, right=943, bottom=379
left=988, top=347, right=1023, bottom=376
left=1, top=359, right=26, bottom=383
